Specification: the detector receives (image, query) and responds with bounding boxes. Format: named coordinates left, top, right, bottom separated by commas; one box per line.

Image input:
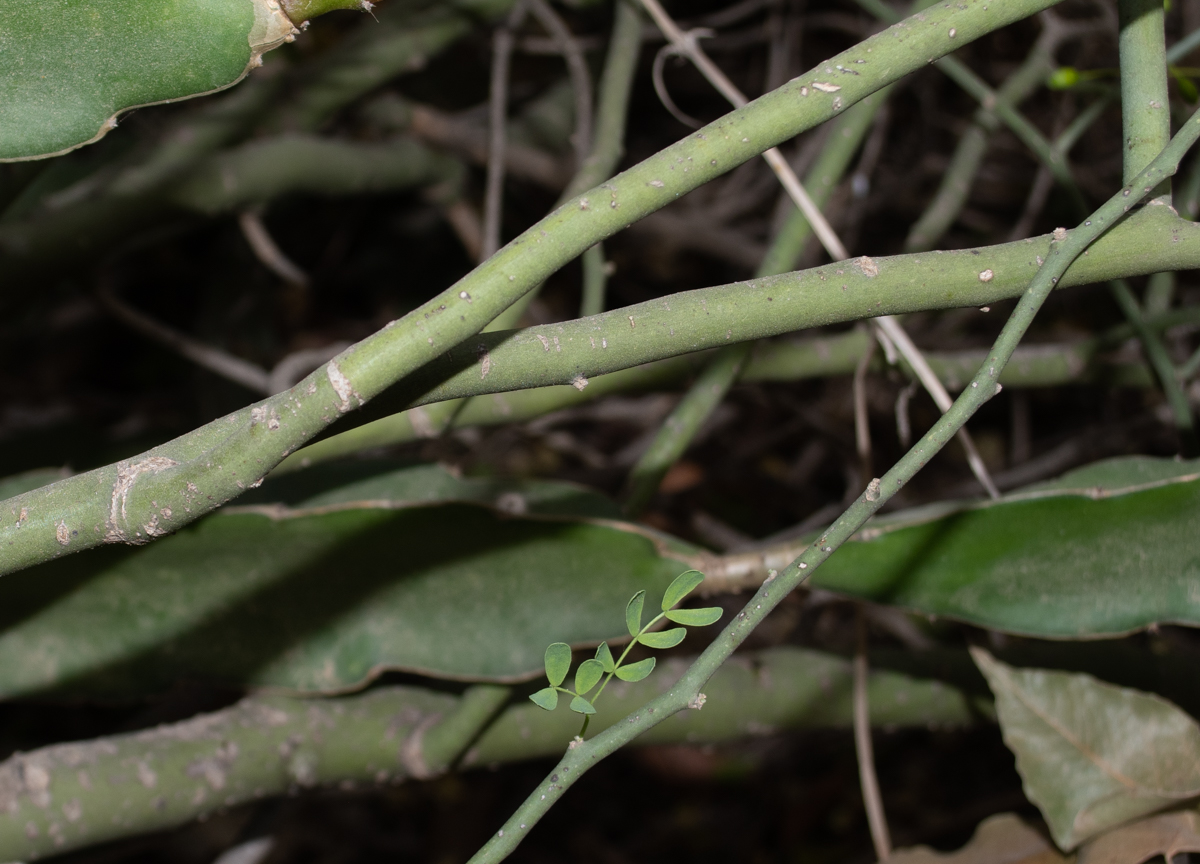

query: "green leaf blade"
left=595, top=642, right=616, bottom=674
left=626, top=590, right=646, bottom=637
left=574, top=659, right=604, bottom=695
left=661, top=570, right=705, bottom=611
left=528, top=687, right=559, bottom=711
left=664, top=607, right=723, bottom=627
left=0, top=0, right=292, bottom=161
left=544, top=643, right=572, bottom=687
left=614, top=656, right=656, bottom=682
left=569, top=695, right=596, bottom=715
left=637, top=628, right=687, bottom=650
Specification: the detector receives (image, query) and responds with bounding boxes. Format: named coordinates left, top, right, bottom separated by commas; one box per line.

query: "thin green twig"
left=492, top=0, right=644, bottom=328
left=621, top=343, right=751, bottom=516
left=465, top=89, right=1200, bottom=864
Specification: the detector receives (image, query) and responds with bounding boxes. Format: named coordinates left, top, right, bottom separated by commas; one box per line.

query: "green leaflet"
left=973, top=649, right=1200, bottom=850
left=0, top=0, right=295, bottom=161
left=808, top=456, right=1200, bottom=637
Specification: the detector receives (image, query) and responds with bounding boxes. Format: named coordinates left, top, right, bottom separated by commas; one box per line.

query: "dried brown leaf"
left=891, top=813, right=1067, bottom=864
left=1077, top=810, right=1200, bottom=864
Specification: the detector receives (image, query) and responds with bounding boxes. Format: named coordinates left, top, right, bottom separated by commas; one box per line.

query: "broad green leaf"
left=595, top=642, right=616, bottom=674
left=0, top=0, right=298, bottom=161
left=661, top=569, right=705, bottom=611
left=247, top=460, right=623, bottom=519
left=809, top=457, right=1200, bottom=637
left=543, top=643, right=571, bottom=687
left=626, top=590, right=646, bottom=637
left=4, top=456, right=1200, bottom=699
left=0, top=489, right=681, bottom=697
left=972, top=649, right=1200, bottom=850
left=528, top=687, right=558, bottom=711
left=569, top=695, right=596, bottom=715
left=614, top=656, right=655, bottom=682
left=574, top=659, right=604, bottom=695
left=664, top=607, right=723, bottom=627
left=638, top=628, right=687, bottom=650
left=0, top=469, right=71, bottom=502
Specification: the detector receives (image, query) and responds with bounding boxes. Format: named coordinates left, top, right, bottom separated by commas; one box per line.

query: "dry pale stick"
left=483, top=1, right=529, bottom=260
left=640, top=0, right=1001, bottom=499
left=237, top=210, right=309, bottom=288
left=855, top=607, right=894, bottom=862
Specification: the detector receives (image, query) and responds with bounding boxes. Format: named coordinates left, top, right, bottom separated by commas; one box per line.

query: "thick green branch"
left=366, top=208, right=1200, bottom=411
left=0, top=648, right=972, bottom=863
left=1119, top=0, right=1171, bottom=185
left=0, top=0, right=1060, bottom=576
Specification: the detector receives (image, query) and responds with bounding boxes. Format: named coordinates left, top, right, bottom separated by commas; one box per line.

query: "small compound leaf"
left=637, top=628, right=687, bottom=650
left=1077, top=810, right=1200, bottom=864
left=569, top=695, right=596, bottom=715
left=544, top=643, right=572, bottom=687
left=626, top=590, right=646, bottom=637
left=595, top=642, right=616, bottom=674
left=614, top=656, right=656, bottom=682
left=890, top=813, right=1063, bottom=864
left=528, top=687, right=559, bottom=711
left=665, top=607, right=723, bottom=627
left=661, top=569, right=705, bottom=611
left=972, top=648, right=1200, bottom=850
left=574, top=658, right=605, bottom=695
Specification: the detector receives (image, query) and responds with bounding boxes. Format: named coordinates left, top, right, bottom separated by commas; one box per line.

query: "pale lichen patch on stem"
left=106, top=457, right=179, bottom=544
left=326, top=362, right=361, bottom=414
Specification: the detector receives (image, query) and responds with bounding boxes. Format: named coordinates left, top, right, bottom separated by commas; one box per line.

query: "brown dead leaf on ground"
left=1077, top=810, right=1200, bottom=864
left=891, top=813, right=1067, bottom=864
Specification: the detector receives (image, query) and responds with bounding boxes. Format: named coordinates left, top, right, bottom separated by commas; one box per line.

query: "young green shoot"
left=528, top=569, right=722, bottom=738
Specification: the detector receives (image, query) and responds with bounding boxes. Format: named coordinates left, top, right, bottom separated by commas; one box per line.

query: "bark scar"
left=106, top=457, right=180, bottom=544
left=326, top=361, right=362, bottom=413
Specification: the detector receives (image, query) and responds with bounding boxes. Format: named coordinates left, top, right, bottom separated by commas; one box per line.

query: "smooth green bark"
left=0, top=0, right=1063, bottom=577
left=374, top=208, right=1200, bottom=410
left=0, top=647, right=971, bottom=862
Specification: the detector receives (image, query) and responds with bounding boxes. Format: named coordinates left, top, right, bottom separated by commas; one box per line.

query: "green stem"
left=905, top=32, right=1058, bottom=252
left=622, top=344, right=751, bottom=516
left=0, top=646, right=972, bottom=863
left=1114, top=0, right=1193, bottom=451
left=366, top=208, right=1200, bottom=411
left=757, top=88, right=894, bottom=275
left=267, top=1, right=512, bottom=132
left=280, top=0, right=367, bottom=26
left=0, top=0, right=1063, bottom=577
left=465, top=99, right=1200, bottom=864
left=1143, top=270, right=1175, bottom=315
left=1181, top=344, right=1200, bottom=380
left=274, top=209, right=1200, bottom=472
left=852, top=0, right=1090, bottom=217
left=1109, top=279, right=1197, bottom=450
left=490, top=0, right=644, bottom=330
left=580, top=242, right=608, bottom=317
left=1119, top=0, right=1172, bottom=187
left=278, top=308, right=1194, bottom=472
